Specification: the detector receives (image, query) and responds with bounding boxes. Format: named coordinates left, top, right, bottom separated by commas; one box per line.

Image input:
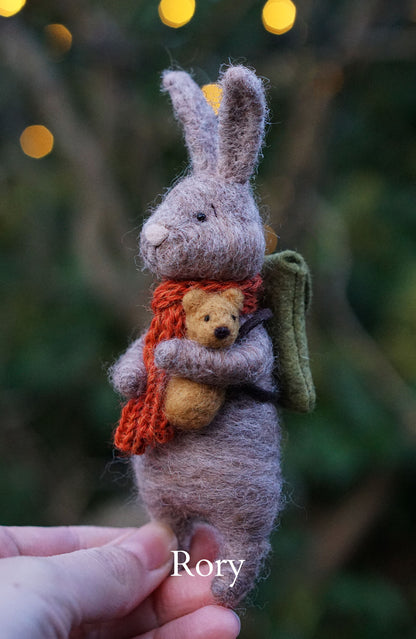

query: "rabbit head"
left=140, top=66, right=268, bottom=281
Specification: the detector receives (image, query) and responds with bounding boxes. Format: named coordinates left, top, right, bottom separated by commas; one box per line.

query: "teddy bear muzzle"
left=214, top=326, right=231, bottom=339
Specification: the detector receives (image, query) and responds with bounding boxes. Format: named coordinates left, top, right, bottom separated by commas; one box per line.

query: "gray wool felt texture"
left=110, top=65, right=283, bottom=607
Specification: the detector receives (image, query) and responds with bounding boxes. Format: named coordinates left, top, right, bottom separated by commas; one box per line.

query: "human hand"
left=0, top=522, right=240, bottom=639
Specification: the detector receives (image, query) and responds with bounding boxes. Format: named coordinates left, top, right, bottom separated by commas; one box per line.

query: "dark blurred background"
left=1, top=1, right=415, bottom=637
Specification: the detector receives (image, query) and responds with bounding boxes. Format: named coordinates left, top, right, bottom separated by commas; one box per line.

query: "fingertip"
left=213, top=606, right=241, bottom=638
left=137, top=604, right=241, bottom=639
left=118, top=521, right=177, bottom=572
left=156, top=571, right=217, bottom=623
left=184, top=605, right=241, bottom=639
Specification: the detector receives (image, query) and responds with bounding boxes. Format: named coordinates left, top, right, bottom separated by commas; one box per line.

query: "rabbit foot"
left=211, top=566, right=249, bottom=608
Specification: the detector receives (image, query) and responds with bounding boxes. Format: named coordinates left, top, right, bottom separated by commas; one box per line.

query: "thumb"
left=47, top=521, right=177, bottom=627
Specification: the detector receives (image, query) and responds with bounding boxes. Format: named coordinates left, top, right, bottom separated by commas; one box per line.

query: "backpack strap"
left=238, top=307, right=273, bottom=340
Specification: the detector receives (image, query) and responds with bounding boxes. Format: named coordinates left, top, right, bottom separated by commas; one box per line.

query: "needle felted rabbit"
left=110, top=65, right=283, bottom=607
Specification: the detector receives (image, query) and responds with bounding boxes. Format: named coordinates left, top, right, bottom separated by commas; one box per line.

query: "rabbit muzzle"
left=143, top=223, right=169, bottom=247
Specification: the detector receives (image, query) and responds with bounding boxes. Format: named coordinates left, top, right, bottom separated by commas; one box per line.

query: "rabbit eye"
left=195, top=212, right=207, bottom=222
left=204, top=315, right=210, bottom=322
left=231, top=315, right=236, bottom=321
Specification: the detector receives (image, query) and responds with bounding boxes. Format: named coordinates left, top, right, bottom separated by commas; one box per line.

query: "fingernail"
left=231, top=611, right=241, bottom=636
left=119, top=522, right=177, bottom=571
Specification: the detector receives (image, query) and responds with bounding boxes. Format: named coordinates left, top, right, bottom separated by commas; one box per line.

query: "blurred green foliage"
left=0, top=0, right=415, bottom=637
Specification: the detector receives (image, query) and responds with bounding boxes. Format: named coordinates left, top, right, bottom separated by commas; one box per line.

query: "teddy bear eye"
left=204, top=315, right=210, bottom=322
left=231, top=315, right=236, bottom=321
left=195, top=212, right=207, bottom=222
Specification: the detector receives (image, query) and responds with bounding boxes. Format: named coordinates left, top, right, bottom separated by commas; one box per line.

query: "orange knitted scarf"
left=114, top=275, right=262, bottom=456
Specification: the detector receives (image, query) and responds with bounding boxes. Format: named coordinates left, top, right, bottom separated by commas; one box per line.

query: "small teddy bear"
left=163, top=287, right=244, bottom=430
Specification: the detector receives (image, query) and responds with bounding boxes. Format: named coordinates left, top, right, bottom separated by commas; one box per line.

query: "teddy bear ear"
left=182, top=289, right=209, bottom=315
left=221, top=288, right=244, bottom=310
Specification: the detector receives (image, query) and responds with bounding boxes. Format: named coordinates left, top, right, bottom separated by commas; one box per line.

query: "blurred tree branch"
left=307, top=471, right=394, bottom=582
left=0, top=20, right=144, bottom=328
left=273, top=0, right=384, bottom=242
left=316, top=201, right=416, bottom=441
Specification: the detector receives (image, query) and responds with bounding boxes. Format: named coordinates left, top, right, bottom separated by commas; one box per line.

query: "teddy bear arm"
left=108, top=334, right=147, bottom=399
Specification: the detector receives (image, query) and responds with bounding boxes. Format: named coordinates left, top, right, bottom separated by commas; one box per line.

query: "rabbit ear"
left=162, top=70, right=218, bottom=174
left=217, top=66, right=267, bottom=184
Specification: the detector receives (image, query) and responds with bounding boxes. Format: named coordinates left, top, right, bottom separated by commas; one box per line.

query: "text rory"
left=171, top=550, right=245, bottom=588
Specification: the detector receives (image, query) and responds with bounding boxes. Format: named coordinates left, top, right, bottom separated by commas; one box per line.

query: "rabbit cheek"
left=139, top=236, right=159, bottom=275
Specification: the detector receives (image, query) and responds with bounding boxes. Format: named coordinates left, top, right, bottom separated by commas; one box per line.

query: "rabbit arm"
left=155, top=327, right=273, bottom=386
left=108, top=335, right=147, bottom=399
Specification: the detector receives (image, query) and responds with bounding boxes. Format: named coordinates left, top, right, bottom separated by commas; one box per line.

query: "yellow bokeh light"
left=158, top=0, right=195, bottom=28
left=0, top=0, right=26, bottom=18
left=44, top=24, right=73, bottom=56
left=20, top=125, right=54, bottom=159
left=264, top=225, right=279, bottom=255
left=262, top=0, right=296, bottom=35
left=202, top=84, right=223, bottom=115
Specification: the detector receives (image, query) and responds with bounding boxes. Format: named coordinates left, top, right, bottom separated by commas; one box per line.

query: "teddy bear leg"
left=164, top=378, right=225, bottom=430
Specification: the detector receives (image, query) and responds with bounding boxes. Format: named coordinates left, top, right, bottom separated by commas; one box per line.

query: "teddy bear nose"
left=144, top=223, right=169, bottom=247
left=214, top=326, right=230, bottom=340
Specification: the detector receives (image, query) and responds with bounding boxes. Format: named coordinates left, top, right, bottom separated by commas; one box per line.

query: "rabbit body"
left=110, top=66, right=283, bottom=606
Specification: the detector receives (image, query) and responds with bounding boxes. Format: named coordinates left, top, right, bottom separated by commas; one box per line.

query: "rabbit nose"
left=214, top=326, right=230, bottom=340
left=144, top=223, right=169, bottom=247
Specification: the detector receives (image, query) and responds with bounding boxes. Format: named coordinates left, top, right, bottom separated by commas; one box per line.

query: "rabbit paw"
left=109, top=366, right=145, bottom=399
left=154, top=339, right=181, bottom=369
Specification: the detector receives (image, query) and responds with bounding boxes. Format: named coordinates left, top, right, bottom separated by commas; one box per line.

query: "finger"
left=136, top=605, right=241, bottom=639
left=0, top=525, right=140, bottom=558
left=0, top=522, right=177, bottom=637
left=74, top=524, right=223, bottom=639
left=86, top=570, right=217, bottom=639
left=45, top=522, right=177, bottom=627
left=151, top=571, right=217, bottom=626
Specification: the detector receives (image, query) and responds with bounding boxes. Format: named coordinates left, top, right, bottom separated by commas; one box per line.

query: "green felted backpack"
left=262, top=250, right=316, bottom=413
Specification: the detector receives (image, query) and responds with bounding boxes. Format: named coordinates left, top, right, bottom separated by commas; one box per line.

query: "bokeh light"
left=262, top=0, right=297, bottom=35
left=44, top=24, right=73, bottom=56
left=202, top=83, right=223, bottom=115
left=158, top=0, right=195, bottom=28
left=264, top=225, right=279, bottom=255
left=20, top=125, right=54, bottom=159
left=0, top=0, right=26, bottom=17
